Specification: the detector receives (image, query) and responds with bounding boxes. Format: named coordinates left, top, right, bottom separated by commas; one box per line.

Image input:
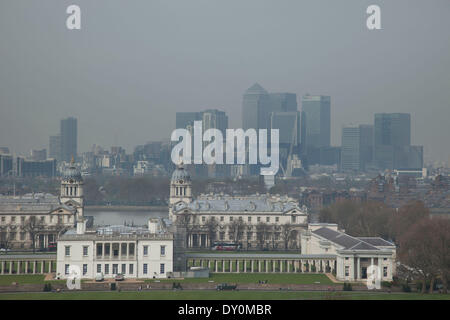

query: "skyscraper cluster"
left=341, top=113, right=423, bottom=173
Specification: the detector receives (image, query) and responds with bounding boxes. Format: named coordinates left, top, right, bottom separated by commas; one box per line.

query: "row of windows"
left=63, top=186, right=79, bottom=196
left=0, top=231, right=28, bottom=241
left=344, top=266, right=389, bottom=277
left=143, top=263, right=165, bottom=275
left=143, top=245, right=165, bottom=256
left=65, top=244, right=167, bottom=257
left=201, top=216, right=296, bottom=223
left=0, top=215, right=70, bottom=224
left=97, top=263, right=134, bottom=275
left=175, top=187, right=187, bottom=196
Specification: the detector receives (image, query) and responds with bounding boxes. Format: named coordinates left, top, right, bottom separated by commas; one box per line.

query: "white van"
left=95, top=272, right=104, bottom=282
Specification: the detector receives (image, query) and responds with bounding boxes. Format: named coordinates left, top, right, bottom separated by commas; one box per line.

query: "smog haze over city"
left=0, top=0, right=450, bottom=164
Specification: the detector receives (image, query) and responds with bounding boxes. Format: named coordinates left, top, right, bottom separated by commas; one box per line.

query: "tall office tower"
left=49, top=135, right=61, bottom=161
left=202, top=109, right=228, bottom=135
left=341, top=124, right=373, bottom=172
left=270, top=111, right=301, bottom=176
left=302, top=94, right=331, bottom=165
left=0, top=154, right=13, bottom=176
left=374, top=113, right=412, bottom=170
left=269, top=93, right=298, bottom=112
left=60, top=117, right=78, bottom=162
left=359, top=124, right=374, bottom=167
left=30, top=149, right=47, bottom=161
left=374, top=113, right=411, bottom=147
left=302, top=94, right=331, bottom=148
left=175, top=112, right=203, bottom=130
left=242, top=83, right=271, bottom=131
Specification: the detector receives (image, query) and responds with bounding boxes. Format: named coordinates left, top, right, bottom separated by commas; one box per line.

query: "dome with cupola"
left=62, top=158, right=82, bottom=182
left=171, top=164, right=191, bottom=183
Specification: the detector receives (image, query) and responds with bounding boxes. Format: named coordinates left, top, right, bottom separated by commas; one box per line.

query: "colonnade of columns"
left=188, top=258, right=336, bottom=274
left=0, top=259, right=55, bottom=274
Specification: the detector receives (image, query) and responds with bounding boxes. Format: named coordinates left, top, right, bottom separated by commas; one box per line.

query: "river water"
left=85, top=208, right=169, bottom=226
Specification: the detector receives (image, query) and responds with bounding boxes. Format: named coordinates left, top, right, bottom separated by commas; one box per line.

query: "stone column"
left=222, top=260, right=225, bottom=272
left=251, top=260, right=254, bottom=273
left=9, top=261, right=13, bottom=274
left=1, top=261, right=4, bottom=274
left=33, top=261, right=36, bottom=274
left=215, top=260, right=218, bottom=272
left=356, top=257, right=361, bottom=280
left=244, top=260, right=247, bottom=273
left=17, top=261, right=21, bottom=275
left=265, top=260, right=268, bottom=273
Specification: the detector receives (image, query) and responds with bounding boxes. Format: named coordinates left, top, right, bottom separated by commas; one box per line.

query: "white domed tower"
left=169, top=163, right=192, bottom=206
left=60, top=158, right=84, bottom=221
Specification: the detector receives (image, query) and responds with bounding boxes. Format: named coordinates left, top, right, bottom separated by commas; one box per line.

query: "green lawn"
left=0, top=290, right=449, bottom=300
left=0, top=275, right=67, bottom=286
left=146, top=273, right=334, bottom=285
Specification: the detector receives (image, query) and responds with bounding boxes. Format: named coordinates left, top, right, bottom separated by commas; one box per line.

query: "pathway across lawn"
left=146, top=273, right=335, bottom=285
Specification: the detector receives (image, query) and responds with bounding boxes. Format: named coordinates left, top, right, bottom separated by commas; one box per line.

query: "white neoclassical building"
left=168, top=164, right=308, bottom=249
left=0, top=161, right=84, bottom=250
left=56, top=219, right=173, bottom=279
left=301, top=223, right=396, bottom=282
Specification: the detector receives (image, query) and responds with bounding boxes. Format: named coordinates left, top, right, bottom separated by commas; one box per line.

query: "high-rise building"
left=341, top=124, right=373, bottom=172
left=301, top=95, right=331, bottom=166
left=30, top=149, right=47, bottom=161
left=302, top=94, right=331, bottom=148
left=175, top=112, right=203, bottom=130
left=15, top=157, right=57, bottom=177
left=373, top=113, right=421, bottom=170
left=60, top=117, right=77, bottom=162
left=242, top=83, right=271, bottom=131
left=374, top=113, right=410, bottom=147
left=269, top=93, right=298, bottom=112
left=201, top=109, right=228, bottom=135
left=0, top=154, right=13, bottom=176
left=49, top=135, right=61, bottom=161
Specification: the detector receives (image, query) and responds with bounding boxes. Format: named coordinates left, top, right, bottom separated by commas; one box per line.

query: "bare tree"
left=398, top=218, right=440, bottom=293
left=256, top=222, right=270, bottom=250
left=175, top=211, right=200, bottom=248
left=0, top=223, right=16, bottom=253
left=227, top=219, right=246, bottom=244
left=23, top=216, right=45, bottom=253
left=280, top=223, right=295, bottom=250
left=204, top=217, right=219, bottom=249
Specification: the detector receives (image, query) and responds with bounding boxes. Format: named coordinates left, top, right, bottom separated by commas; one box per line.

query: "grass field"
left=146, top=273, right=335, bottom=285
left=0, top=275, right=69, bottom=286
left=0, top=290, right=449, bottom=300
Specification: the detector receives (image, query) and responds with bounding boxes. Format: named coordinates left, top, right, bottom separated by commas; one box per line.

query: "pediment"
left=50, top=206, right=75, bottom=215
left=61, top=199, right=80, bottom=207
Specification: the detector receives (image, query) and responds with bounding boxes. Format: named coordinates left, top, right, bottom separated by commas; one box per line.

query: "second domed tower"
left=169, top=164, right=192, bottom=206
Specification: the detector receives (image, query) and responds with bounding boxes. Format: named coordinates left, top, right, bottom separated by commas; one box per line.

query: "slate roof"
left=0, top=193, right=71, bottom=213
left=312, top=227, right=387, bottom=251
left=173, top=195, right=303, bottom=214
left=357, top=237, right=395, bottom=247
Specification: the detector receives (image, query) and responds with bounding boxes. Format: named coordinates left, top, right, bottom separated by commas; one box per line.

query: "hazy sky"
left=1, top=0, right=449, bottom=163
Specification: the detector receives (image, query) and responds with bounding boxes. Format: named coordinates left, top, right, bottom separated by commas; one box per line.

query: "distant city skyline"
left=0, top=1, right=449, bottom=164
